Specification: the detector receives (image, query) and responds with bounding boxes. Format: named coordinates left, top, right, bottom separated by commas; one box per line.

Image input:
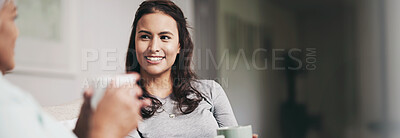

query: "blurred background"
left=5, top=0, right=400, bottom=138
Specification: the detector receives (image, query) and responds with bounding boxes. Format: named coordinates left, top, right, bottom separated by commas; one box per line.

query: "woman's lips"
left=145, top=56, right=165, bottom=64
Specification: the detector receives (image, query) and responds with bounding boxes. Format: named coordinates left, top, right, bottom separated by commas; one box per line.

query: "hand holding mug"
left=74, top=73, right=150, bottom=138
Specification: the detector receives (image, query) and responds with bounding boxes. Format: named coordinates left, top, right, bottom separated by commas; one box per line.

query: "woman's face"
left=0, top=1, right=18, bottom=73
left=135, top=12, right=180, bottom=76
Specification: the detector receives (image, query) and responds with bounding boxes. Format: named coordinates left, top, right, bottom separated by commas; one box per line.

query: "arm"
left=210, top=81, right=238, bottom=127
left=74, top=73, right=150, bottom=138
left=0, top=106, right=75, bottom=138
left=89, top=83, right=149, bottom=138
left=210, top=81, right=259, bottom=138
left=0, top=93, right=76, bottom=138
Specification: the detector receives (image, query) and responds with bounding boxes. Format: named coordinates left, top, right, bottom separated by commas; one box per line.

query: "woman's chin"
left=143, top=68, right=169, bottom=76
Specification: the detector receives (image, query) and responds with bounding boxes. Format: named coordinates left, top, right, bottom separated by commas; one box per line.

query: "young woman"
left=125, top=0, right=240, bottom=137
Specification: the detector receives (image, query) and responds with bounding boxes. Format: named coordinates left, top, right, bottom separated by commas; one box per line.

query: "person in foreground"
left=125, top=0, right=258, bottom=137
left=0, top=0, right=150, bottom=138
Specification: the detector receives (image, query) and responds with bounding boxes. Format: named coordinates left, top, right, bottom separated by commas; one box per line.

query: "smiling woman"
left=135, top=12, right=180, bottom=75
left=125, top=0, right=239, bottom=138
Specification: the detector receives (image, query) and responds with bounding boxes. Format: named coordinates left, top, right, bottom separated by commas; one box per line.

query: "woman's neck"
left=140, top=69, right=173, bottom=98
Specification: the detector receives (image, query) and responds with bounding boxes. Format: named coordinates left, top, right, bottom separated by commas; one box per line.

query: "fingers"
left=4, top=0, right=10, bottom=5
left=134, top=84, right=143, bottom=96
left=105, top=80, right=121, bottom=94
left=140, top=98, right=151, bottom=107
left=126, top=72, right=141, bottom=81
left=109, top=80, right=116, bottom=89
left=114, top=83, right=142, bottom=97
left=83, top=87, right=94, bottom=99
left=3, top=0, right=15, bottom=9
left=81, top=88, right=93, bottom=110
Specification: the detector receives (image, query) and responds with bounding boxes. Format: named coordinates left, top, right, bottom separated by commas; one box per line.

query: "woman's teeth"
left=146, top=57, right=164, bottom=61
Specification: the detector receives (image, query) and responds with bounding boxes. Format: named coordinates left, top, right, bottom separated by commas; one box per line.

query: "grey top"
left=127, top=80, right=238, bottom=138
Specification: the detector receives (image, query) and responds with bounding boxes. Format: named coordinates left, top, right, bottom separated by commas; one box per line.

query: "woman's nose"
left=149, top=38, right=160, bottom=53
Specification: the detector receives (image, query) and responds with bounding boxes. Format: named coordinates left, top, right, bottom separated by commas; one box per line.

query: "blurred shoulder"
left=0, top=78, right=36, bottom=105
left=190, top=79, right=224, bottom=98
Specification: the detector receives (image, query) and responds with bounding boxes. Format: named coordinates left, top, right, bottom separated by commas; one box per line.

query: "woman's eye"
left=160, top=36, right=171, bottom=40
left=140, top=35, right=150, bottom=39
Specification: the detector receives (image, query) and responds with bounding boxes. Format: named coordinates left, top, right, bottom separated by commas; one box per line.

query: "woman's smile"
left=145, top=56, right=166, bottom=64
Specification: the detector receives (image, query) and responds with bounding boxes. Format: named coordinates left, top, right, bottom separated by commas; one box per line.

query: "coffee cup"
left=216, top=125, right=252, bottom=138
left=89, top=74, right=137, bottom=109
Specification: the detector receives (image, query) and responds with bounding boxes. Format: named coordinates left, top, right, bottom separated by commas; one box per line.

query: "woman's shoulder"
left=190, top=79, right=221, bottom=90
left=190, top=80, right=225, bottom=100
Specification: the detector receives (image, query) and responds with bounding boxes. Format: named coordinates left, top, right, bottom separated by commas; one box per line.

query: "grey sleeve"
left=210, top=81, right=238, bottom=127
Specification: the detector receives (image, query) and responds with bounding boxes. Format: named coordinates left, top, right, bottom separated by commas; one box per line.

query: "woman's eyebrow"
left=138, top=30, right=151, bottom=35
left=159, top=31, right=174, bottom=36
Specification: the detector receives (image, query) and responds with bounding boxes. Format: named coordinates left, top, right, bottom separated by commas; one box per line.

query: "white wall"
left=5, top=0, right=195, bottom=106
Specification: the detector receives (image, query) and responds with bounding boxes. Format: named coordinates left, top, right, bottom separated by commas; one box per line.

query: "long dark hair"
left=125, top=0, right=202, bottom=119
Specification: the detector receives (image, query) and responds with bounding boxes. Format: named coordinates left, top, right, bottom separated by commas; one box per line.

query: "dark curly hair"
left=125, top=0, right=202, bottom=119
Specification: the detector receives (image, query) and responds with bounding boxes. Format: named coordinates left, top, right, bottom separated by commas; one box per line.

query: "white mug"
left=89, top=74, right=137, bottom=109
left=216, top=125, right=252, bottom=138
